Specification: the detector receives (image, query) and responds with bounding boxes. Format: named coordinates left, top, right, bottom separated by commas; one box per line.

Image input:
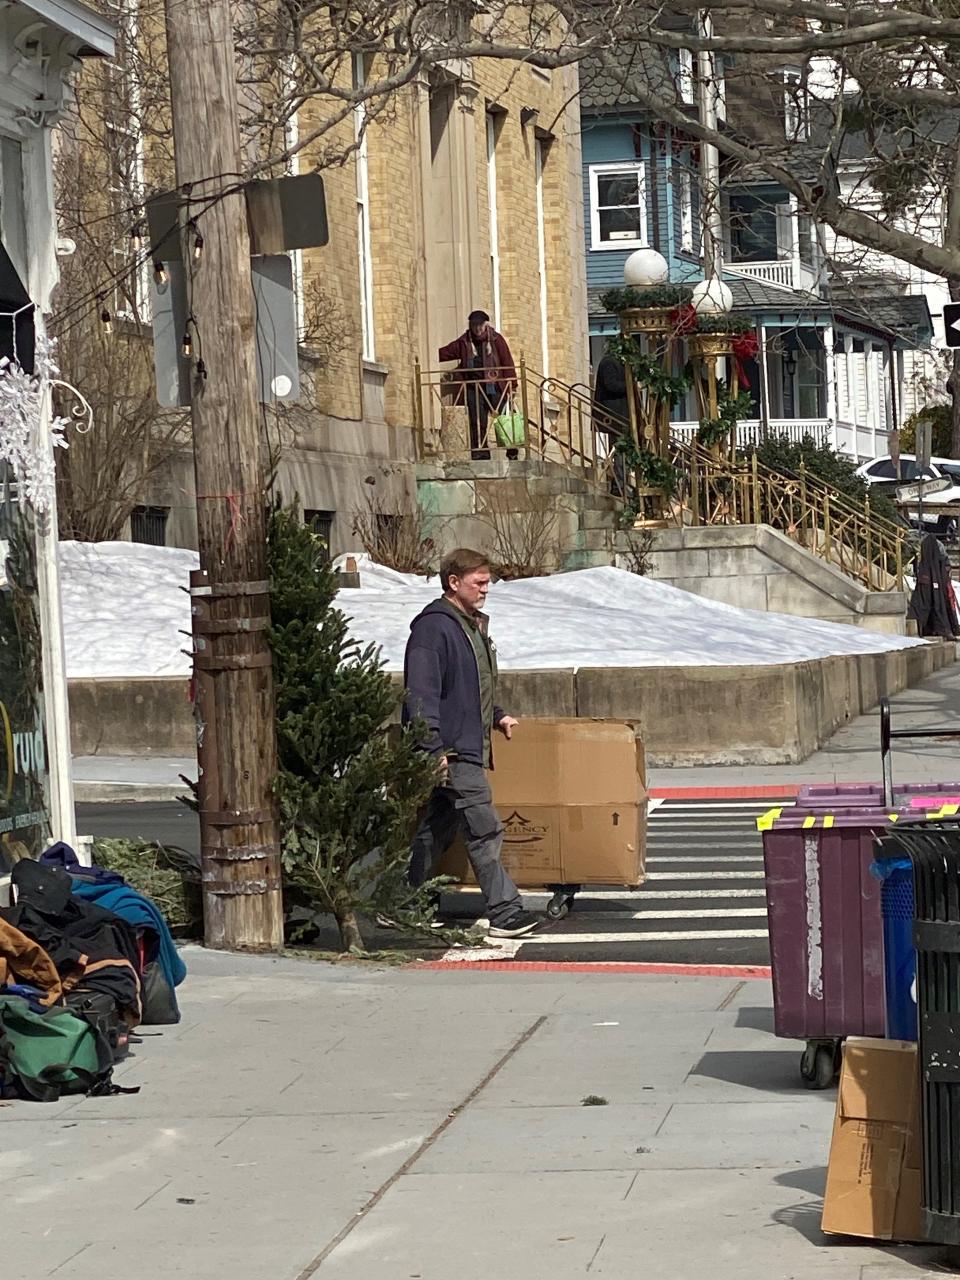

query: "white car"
left=856, top=454, right=960, bottom=536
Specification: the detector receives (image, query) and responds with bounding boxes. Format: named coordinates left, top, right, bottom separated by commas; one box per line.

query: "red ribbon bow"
left=731, top=331, right=759, bottom=386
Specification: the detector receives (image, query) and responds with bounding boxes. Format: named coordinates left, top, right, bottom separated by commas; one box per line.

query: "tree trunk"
left=337, top=909, right=365, bottom=953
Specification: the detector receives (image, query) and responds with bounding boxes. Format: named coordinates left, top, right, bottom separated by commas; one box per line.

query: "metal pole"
left=696, top=15, right=723, bottom=276
left=519, top=355, right=531, bottom=460
left=34, top=374, right=77, bottom=854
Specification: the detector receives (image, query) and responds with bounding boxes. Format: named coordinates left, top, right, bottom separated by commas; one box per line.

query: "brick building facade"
left=154, top=57, right=590, bottom=555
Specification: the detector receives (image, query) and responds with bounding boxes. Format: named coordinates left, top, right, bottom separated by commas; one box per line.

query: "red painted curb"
left=649, top=785, right=800, bottom=800
left=412, top=960, right=772, bottom=978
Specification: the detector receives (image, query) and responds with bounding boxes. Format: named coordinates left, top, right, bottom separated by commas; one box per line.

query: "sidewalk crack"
left=587, top=1233, right=607, bottom=1272
left=294, top=1015, right=548, bottom=1277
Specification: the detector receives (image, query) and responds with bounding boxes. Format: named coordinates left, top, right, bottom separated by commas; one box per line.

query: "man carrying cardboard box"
left=403, top=548, right=542, bottom=939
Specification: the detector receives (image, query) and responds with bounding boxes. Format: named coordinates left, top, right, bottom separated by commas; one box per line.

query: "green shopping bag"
left=492, top=406, right=526, bottom=449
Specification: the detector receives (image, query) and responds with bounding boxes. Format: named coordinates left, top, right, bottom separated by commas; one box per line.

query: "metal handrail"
left=670, top=432, right=909, bottom=590
left=413, top=360, right=910, bottom=590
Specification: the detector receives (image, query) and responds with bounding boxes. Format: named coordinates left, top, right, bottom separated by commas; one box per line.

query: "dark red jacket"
left=439, top=329, right=516, bottom=404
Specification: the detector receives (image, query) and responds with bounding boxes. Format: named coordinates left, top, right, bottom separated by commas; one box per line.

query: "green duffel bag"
left=0, top=995, right=117, bottom=1102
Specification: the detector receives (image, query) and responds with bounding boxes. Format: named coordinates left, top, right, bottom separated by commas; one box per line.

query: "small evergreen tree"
left=267, top=507, right=440, bottom=952
left=901, top=406, right=953, bottom=459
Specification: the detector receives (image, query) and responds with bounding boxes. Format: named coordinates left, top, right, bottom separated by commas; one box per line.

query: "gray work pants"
left=409, top=760, right=522, bottom=926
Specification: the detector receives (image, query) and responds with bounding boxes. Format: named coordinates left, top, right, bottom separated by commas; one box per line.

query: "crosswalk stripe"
left=524, top=929, right=771, bottom=944
left=517, top=887, right=766, bottom=900
left=625, top=908, right=767, bottom=920
left=654, top=855, right=763, bottom=865
left=646, top=870, right=765, bottom=880
left=634, top=888, right=766, bottom=899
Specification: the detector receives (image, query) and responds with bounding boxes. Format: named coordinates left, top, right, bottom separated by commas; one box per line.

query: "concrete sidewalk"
left=1, top=948, right=951, bottom=1279
left=648, top=659, right=960, bottom=794
left=72, top=754, right=196, bottom=803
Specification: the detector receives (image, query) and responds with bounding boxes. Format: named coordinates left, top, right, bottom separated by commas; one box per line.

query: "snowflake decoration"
left=0, top=335, right=81, bottom=514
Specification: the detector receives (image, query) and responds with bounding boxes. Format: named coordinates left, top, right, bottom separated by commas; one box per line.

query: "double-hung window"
left=589, top=163, right=646, bottom=251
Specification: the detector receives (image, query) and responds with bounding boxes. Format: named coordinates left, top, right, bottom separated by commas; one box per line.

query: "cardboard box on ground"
left=822, top=1037, right=923, bottom=1244
left=438, top=719, right=647, bottom=888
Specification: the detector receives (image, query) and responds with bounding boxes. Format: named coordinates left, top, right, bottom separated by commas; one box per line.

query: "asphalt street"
left=77, top=797, right=773, bottom=965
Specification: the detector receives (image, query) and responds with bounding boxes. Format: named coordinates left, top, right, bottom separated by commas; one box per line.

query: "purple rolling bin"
left=761, top=808, right=889, bottom=1089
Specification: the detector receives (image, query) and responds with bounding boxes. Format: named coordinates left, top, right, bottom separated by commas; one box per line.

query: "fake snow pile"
left=59, top=541, right=926, bottom=680
left=331, top=556, right=927, bottom=670
left=61, top=541, right=199, bottom=679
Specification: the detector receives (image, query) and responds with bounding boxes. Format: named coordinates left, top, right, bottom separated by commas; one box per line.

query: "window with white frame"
left=589, top=163, right=646, bottom=251
left=783, top=69, right=810, bottom=141
left=535, top=138, right=550, bottom=378
left=353, top=53, right=375, bottom=362
left=677, top=48, right=695, bottom=105
left=486, top=112, right=501, bottom=330
left=678, top=167, right=695, bottom=254
left=283, top=58, right=306, bottom=343
left=104, top=0, right=149, bottom=322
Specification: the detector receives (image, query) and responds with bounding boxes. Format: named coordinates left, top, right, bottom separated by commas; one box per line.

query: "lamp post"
left=691, top=277, right=735, bottom=429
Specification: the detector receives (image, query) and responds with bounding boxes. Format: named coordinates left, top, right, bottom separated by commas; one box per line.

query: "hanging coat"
left=908, top=534, right=960, bottom=639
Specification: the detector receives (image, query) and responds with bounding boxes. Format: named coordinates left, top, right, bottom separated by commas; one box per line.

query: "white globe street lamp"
left=691, top=277, right=734, bottom=315
left=623, top=248, right=669, bottom=288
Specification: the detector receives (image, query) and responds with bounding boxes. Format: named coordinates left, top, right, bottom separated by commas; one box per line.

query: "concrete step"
left=579, top=493, right=624, bottom=513
left=580, top=527, right=617, bottom=552
left=527, top=474, right=591, bottom=497
left=580, top=508, right=620, bottom=531
left=562, top=547, right=617, bottom=570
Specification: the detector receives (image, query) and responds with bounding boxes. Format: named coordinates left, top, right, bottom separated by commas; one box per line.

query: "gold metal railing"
left=413, top=360, right=911, bottom=592
left=669, top=434, right=909, bottom=591
left=413, top=357, right=620, bottom=494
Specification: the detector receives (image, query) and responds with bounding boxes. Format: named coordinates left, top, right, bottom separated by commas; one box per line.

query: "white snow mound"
left=61, top=540, right=199, bottom=679
left=59, top=542, right=927, bottom=681
left=333, top=555, right=927, bottom=670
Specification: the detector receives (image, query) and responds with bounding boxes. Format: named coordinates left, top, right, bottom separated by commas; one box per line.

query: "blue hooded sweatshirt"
left=402, top=599, right=506, bottom=767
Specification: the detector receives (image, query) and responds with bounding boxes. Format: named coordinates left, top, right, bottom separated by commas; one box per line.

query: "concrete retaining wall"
left=69, top=639, right=956, bottom=767
left=646, top=525, right=908, bottom=634
left=69, top=678, right=195, bottom=757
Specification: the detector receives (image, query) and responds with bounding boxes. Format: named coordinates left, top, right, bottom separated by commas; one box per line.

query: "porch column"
left=844, top=333, right=856, bottom=446
left=788, top=195, right=802, bottom=290
left=863, top=340, right=875, bottom=451
left=758, top=322, right=771, bottom=438
left=882, top=343, right=894, bottom=433
left=823, top=324, right=838, bottom=449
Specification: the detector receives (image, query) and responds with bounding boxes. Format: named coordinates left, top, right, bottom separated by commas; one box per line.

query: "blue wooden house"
left=580, top=63, right=933, bottom=461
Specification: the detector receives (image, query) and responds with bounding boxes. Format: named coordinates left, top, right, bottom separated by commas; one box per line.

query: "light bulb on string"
left=181, top=331, right=193, bottom=358
left=190, top=222, right=204, bottom=261
left=153, top=260, right=169, bottom=286
left=100, top=307, right=113, bottom=334
left=130, top=225, right=144, bottom=253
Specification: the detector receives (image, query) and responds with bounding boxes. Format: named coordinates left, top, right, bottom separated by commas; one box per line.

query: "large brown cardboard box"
left=821, top=1037, right=923, bottom=1243
left=438, top=718, right=646, bottom=888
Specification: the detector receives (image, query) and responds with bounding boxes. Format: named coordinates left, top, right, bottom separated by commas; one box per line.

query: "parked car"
left=856, top=454, right=960, bottom=538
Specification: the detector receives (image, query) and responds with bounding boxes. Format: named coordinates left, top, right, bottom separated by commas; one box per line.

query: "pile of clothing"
left=0, top=843, right=186, bottom=1101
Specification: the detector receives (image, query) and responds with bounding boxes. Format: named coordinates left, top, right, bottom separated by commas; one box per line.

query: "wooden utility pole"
left=164, top=0, right=283, bottom=950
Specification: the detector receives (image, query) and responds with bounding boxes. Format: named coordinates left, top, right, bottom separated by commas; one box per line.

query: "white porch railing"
left=725, top=260, right=819, bottom=294
left=834, top=419, right=883, bottom=464
left=673, top=418, right=832, bottom=447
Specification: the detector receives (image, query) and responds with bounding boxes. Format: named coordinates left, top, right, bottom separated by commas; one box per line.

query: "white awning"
left=13, top=0, right=115, bottom=58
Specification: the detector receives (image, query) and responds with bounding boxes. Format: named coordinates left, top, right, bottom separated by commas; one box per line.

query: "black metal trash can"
left=884, top=820, right=960, bottom=1244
